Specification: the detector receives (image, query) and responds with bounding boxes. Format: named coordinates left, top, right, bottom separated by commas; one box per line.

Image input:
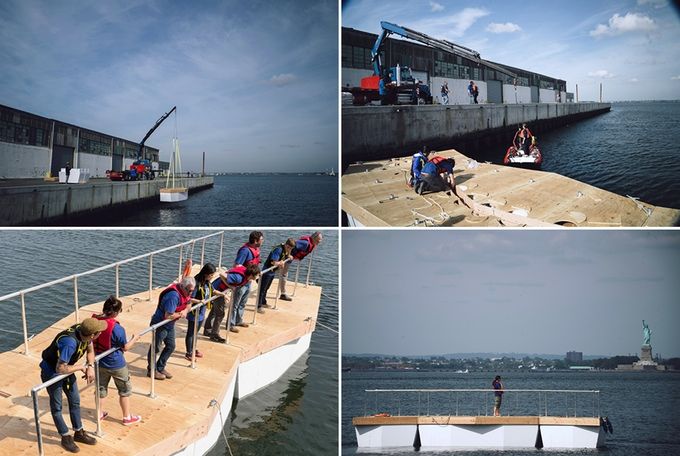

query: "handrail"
left=365, top=388, right=600, bottom=393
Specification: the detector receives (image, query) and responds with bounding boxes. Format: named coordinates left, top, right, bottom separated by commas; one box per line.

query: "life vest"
left=91, top=314, right=118, bottom=354
left=240, top=243, right=261, bottom=266
left=41, top=324, right=88, bottom=369
left=293, top=236, right=316, bottom=260
left=214, top=266, right=248, bottom=291
left=264, top=244, right=287, bottom=270
left=157, top=283, right=192, bottom=314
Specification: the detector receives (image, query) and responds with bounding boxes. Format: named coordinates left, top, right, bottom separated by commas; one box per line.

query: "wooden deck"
left=342, top=149, right=680, bottom=227
left=0, top=274, right=320, bottom=455
left=353, top=415, right=600, bottom=427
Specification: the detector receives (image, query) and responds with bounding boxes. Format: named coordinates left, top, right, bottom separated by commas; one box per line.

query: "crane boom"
left=137, top=106, right=176, bottom=159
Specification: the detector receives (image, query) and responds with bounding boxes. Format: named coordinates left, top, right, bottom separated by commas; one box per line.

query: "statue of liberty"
left=642, top=320, right=652, bottom=346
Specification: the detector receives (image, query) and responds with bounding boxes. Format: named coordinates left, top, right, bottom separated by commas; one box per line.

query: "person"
left=65, top=161, right=71, bottom=181
left=467, top=80, right=474, bottom=104
left=409, top=146, right=430, bottom=190
left=39, top=317, right=106, bottom=453
left=185, top=263, right=216, bottom=359
left=380, top=70, right=396, bottom=105
left=92, top=296, right=141, bottom=426
left=210, top=264, right=261, bottom=335
left=492, top=375, right=504, bottom=416
left=230, top=231, right=264, bottom=331
left=515, top=123, right=534, bottom=155
left=440, top=81, right=450, bottom=105
left=417, top=155, right=455, bottom=194
left=279, top=232, right=323, bottom=301
left=146, top=276, right=196, bottom=380
left=472, top=82, right=479, bottom=104
left=258, top=238, right=296, bottom=313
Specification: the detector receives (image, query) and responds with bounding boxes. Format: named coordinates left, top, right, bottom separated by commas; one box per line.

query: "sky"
left=342, top=230, right=680, bottom=358
left=0, top=0, right=338, bottom=173
left=342, top=0, right=680, bottom=102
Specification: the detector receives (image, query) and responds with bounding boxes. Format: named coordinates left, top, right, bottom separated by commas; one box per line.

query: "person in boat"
left=39, top=317, right=106, bottom=453
left=209, top=263, right=261, bottom=336
left=278, top=232, right=323, bottom=301
left=185, top=263, right=216, bottom=359
left=514, top=123, right=534, bottom=155
left=410, top=146, right=431, bottom=190
left=257, top=238, right=295, bottom=313
left=146, top=276, right=196, bottom=380
left=92, top=296, right=141, bottom=426
left=229, top=231, right=264, bottom=331
left=416, top=155, right=455, bottom=195
left=492, top=375, right=504, bottom=416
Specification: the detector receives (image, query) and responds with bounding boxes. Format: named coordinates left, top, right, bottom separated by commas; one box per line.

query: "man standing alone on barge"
left=492, top=375, right=504, bottom=416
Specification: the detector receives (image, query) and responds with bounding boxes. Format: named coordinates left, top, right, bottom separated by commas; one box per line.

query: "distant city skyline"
left=342, top=231, right=680, bottom=357
left=342, top=0, right=680, bottom=101
left=0, top=0, right=338, bottom=173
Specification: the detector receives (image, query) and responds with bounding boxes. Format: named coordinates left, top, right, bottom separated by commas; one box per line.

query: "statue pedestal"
left=640, top=345, right=653, bottom=362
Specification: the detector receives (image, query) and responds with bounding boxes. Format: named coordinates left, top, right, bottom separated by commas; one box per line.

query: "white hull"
left=160, top=188, right=188, bottom=202
left=420, top=424, right=538, bottom=448
left=356, top=425, right=418, bottom=448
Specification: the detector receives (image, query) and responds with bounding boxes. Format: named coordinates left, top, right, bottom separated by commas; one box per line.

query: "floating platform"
left=342, top=149, right=680, bottom=227
left=0, top=273, right=320, bottom=455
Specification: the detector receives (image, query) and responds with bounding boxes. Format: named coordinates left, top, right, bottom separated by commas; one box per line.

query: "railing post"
left=190, top=306, right=200, bottom=369
left=305, top=250, right=314, bottom=287
left=178, top=245, right=184, bottom=280
left=200, top=239, right=206, bottom=266
left=273, top=268, right=282, bottom=310
left=225, top=291, right=234, bottom=345
left=148, top=254, right=153, bottom=301
left=94, top=360, right=103, bottom=436
left=292, top=261, right=301, bottom=297
left=115, top=264, right=120, bottom=298
left=73, top=276, right=80, bottom=323
left=150, top=329, right=157, bottom=398
left=218, top=232, right=224, bottom=270
left=31, top=389, right=44, bottom=456
left=20, top=292, right=29, bottom=355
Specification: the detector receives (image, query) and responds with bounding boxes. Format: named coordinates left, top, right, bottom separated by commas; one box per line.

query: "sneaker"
left=229, top=327, right=239, bottom=333
left=184, top=353, right=195, bottom=361
left=74, top=429, right=96, bottom=445
left=123, top=415, right=142, bottom=426
left=257, top=308, right=266, bottom=314
left=147, top=369, right=166, bottom=380
left=236, top=322, right=249, bottom=328
left=61, top=435, right=79, bottom=453
left=261, top=303, right=273, bottom=309
left=209, top=335, right=226, bottom=343
left=160, top=369, right=173, bottom=379
left=279, top=294, right=293, bottom=301
left=99, top=411, right=108, bottom=421
left=194, top=350, right=204, bottom=358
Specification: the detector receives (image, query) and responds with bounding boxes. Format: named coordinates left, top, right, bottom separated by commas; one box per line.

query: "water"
left=342, top=370, right=680, bottom=455
left=62, top=174, right=339, bottom=226
left=0, top=230, right=338, bottom=456
left=470, top=101, right=680, bottom=209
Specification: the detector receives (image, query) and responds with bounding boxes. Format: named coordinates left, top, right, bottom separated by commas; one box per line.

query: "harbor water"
left=0, top=230, right=338, bottom=456
left=469, top=101, right=680, bottom=210
left=63, top=174, right=339, bottom=227
left=342, top=370, right=680, bottom=455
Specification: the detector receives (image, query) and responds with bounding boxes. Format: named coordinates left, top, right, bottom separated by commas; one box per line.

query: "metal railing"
left=362, top=388, right=601, bottom=419
left=23, top=233, right=319, bottom=455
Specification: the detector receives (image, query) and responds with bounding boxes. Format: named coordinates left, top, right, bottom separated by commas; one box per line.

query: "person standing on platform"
left=210, top=264, right=261, bottom=335
left=472, top=82, right=479, bottom=104
left=92, top=296, right=142, bottom=426
left=258, top=238, right=295, bottom=312
left=468, top=80, right=474, bottom=104
left=185, top=263, right=216, bottom=359
left=440, top=81, right=450, bottom=105
left=492, top=375, right=504, bottom=416
left=146, top=276, right=195, bottom=380
left=39, top=317, right=106, bottom=453
left=230, top=231, right=263, bottom=330
left=279, top=232, right=323, bottom=301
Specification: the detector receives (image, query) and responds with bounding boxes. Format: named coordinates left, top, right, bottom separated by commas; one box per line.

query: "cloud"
left=486, top=22, right=521, bottom=33
left=672, top=75, right=680, bottom=80
left=429, top=1, right=444, bottom=12
left=588, top=69, right=615, bottom=79
left=269, top=73, right=298, bottom=86
left=637, top=0, right=667, bottom=8
left=629, top=77, right=639, bottom=82
left=589, top=12, right=657, bottom=37
left=412, top=7, right=489, bottom=38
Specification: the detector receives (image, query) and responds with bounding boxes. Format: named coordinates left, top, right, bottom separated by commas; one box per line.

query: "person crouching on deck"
left=39, top=317, right=107, bottom=453
left=185, top=262, right=216, bottom=358
left=257, top=238, right=295, bottom=312
left=146, top=276, right=195, bottom=380
left=278, top=232, right=323, bottom=301
left=92, top=295, right=141, bottom=426
left=417, top=155, right=455, bottom=195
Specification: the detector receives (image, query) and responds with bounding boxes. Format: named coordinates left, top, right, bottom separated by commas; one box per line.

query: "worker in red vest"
left=279, top=232, right=322, bottom=301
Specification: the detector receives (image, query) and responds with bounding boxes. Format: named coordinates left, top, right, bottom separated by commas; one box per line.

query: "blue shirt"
left=291, top=239, right=311, bottom=259
left=150, top=289, right=180, bottom=326
left=412, top=152, right=427, bottom=181
left=235, top=245, right=256, bottom=266
left=99, top=323, right=128, bottom=369
left=39, top=335, right=79, bottom=377
left=187, top=282, right=210, bottom=322
left=264, top=246, right=284, bottom=275
left=493, top=380, right=503, bottom=397
left=423, top=160, right=453, bottom=175
left=212, top=272, right=246, bottom=292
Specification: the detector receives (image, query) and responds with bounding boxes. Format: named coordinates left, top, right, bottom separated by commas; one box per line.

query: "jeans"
left=257, top=272, right=275, bottom=308
left=147, top=323, right=176, bottom=372
left=441, top=94, right=449, bottom=105
left=421, top=173, right=448, bottom=193
left=185, top=318, right=204, bottom=353
left=230, top=282, right=250, bottom=326
left=41, top=371, right=82, bottom=436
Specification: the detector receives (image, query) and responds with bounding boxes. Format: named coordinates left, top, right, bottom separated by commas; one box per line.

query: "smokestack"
left=202, top=151, right=205, bottom=177
left=576, top=84, right=579, bottom=103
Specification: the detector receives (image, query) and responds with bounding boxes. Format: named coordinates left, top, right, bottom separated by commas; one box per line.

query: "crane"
left=137, top=106, right=176, bottom=160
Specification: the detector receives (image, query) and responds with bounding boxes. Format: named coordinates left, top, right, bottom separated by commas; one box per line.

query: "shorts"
left=494, top=396, right=502, bottom=407
left=98, top=365, right=132, bottom=398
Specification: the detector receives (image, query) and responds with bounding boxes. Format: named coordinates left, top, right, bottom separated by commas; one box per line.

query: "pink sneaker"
left=123, top=415, right=142, bottom=426
left=99, top=411, right=108, bottom=421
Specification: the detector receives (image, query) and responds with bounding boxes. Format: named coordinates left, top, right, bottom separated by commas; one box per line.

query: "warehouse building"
left=342, top=27, right=568, bottom=105
left=0, top=103, right=161, bottom=179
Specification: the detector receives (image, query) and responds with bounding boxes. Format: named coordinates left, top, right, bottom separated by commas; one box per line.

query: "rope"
left=208, top=398, right=234, bottom=456
left=320, top=291, right=337, bottom=301
left=315, top=321, right=338, bottom=334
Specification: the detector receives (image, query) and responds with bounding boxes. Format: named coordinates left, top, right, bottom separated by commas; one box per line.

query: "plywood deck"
left=353, top=415, right=600, bottom=427
left=0, top=273, right=320, bottom=455
left=342, top=150, right=680, bottom=227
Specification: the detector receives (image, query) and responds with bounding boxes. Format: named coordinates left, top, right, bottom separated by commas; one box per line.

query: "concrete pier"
left=0, top=176, right=214, bottom=226
left=342, top=102, right=610, bottom=165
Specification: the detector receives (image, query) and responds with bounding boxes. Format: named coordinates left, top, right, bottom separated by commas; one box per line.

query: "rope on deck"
left=208, top=398, right=234, bottom=456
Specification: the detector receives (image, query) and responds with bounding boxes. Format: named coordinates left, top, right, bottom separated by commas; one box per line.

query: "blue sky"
left=0, top=0, right=338, bottom=173
left=342, top=230, right=680, bottom=358
left=343, top=0, right=680, bottom=101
